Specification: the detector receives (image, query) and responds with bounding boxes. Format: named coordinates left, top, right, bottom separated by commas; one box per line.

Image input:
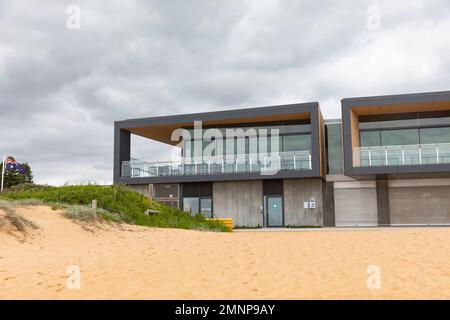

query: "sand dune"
left=1, top=205, right=450, bottom=299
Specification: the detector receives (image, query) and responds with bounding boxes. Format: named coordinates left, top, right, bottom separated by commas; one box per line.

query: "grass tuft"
left=0, top=184, right=230, bottom=232
left=0, top=200, right=38, bottom=233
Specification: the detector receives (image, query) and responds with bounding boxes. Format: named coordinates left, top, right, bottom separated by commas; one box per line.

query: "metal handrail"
left=354, top=143, right=450, bottom=167
left=122, top=151, right=312, bottom=178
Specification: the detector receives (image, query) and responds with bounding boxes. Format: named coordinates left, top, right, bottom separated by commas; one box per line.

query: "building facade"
left=114, top=90, right=450, bottom=227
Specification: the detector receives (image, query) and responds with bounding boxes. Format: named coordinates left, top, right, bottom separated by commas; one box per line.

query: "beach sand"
left=1, top=205, right=450, bottom=299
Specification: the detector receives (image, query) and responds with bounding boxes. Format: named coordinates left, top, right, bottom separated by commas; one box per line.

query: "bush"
left=0, top=184, right=229, bottom=232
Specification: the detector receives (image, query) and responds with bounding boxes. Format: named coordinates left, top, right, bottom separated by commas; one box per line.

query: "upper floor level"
left=114, top=90, right=450, bottom=184
left=342, top=90, right=450, bottom=178
left=114, top=102, right=325, bottom=184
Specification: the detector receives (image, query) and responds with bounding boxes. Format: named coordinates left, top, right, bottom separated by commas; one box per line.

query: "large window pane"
left=360, top=131, right=381, bottom=147
left=183, top=197, right=199, bottom=215
left=267, top=134, right=282, bottom=154
left=325, top=123, right=343, bottom=174
left=359, top=118, right=419, bottom=130
left=282, top=134, right=311, bottom=152
left=381, top=129, right=419, bottom=146
left=420, top=127, right=450, bottom=144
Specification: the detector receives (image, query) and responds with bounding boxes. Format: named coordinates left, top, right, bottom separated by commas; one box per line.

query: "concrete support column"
left=376, top=180, right=390, bottom=226
left=113, top=124, right=130, bottom=184
left=323, top=181, right=335, bottom=227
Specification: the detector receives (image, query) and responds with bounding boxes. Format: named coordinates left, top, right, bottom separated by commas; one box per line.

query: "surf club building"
left=114, top=90, right=450, bottom=227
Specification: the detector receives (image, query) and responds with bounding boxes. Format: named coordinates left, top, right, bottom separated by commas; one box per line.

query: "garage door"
left=334, top=182, right=378, bottom=227
left=390, top=185, right=450, bottom=225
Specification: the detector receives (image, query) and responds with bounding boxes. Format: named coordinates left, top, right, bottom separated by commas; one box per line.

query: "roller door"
left=390, top=185, right=450, bottom=225
left=334, top=182, right=378, bottom=227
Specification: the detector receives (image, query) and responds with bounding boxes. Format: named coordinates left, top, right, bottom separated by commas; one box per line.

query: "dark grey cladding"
left=342, top=90, right=450, bottom=178
left=114, top=102, right=323, bottom=184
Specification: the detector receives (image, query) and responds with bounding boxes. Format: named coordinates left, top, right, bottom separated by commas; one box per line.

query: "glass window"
left=359, top=118, right=419, bottom=130
left=281, top=124, right=311, bottom=134
left=418, top=117, right=450, bottom=127
left=224, top=138, right=235, bottom=157
left=420, top=127, right=450, bottom=144
left=202, top=139, right=216, bottom=157
left=181, top=123, right=312, bottom=160
left=381, top=129, right=419, bottom=146
left=200, top=198, right=212, bottom=218
left=325, top=123, right=343, bottom=174
left=282, top=134, right=311, bottom=152
left=360, top=131, right=381, bottom=147
left=268, top=134, right=282, bottom=154
left=183, top=197, right=199, bottom=215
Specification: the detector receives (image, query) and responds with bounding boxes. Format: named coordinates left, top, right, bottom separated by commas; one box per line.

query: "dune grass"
left=0, top=184, right=230, bottom=232
left=0, top=200, right=39, bottom=233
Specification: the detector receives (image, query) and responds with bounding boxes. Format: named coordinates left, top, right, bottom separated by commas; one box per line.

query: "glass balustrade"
left=122, top=151, right=312, bottom=178
left=354, top=143, right=450, bottom=167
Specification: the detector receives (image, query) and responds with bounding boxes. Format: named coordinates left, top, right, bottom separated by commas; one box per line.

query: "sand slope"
left=1, top=205, right=450, bottom=299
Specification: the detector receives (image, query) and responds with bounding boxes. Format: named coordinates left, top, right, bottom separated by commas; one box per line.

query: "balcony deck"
left=353, top=143, right=450, bottom=167
left=122, top=151, right=312, bottom=178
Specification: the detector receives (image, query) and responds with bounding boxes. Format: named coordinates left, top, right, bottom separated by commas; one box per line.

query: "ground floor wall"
left=331, top=177, right=450, bottom=227
left=213, top=181, right=263, bottom=227
left=127, top=183, right=180, bottom=208
left=283, top=179, right=324, bottom=227
left=134, top=178, right=326, bottom=227
left=126, top=177, right=450, bottom=227
left=127, top=184, right=153, bottom=198
left=389, top=180, right=450, bottom=225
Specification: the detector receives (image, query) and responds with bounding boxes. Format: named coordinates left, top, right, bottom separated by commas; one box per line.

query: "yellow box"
left=206, top=218, right=233, bottom=231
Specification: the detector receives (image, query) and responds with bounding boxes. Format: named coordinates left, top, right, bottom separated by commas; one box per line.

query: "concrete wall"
left=127, top=184, right=151, bottom=198
left=213, top=181, right=263, bottom=227
left=323, top=181, right=335, bottom=227
left=376, top=180, right=390, bottom=226
left=283, top=178, right=324, bottom=227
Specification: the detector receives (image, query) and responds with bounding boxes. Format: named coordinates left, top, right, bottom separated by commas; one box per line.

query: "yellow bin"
left=207, top=218, right=233, bottom=231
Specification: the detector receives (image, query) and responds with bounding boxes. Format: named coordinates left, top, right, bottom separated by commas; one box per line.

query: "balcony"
left=122, top=151, right=312, bottom=178
left=353, top=143, right=450, bottom=167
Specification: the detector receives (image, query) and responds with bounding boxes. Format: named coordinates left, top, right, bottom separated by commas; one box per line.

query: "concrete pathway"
left=233, top=226, right=450, bottom=232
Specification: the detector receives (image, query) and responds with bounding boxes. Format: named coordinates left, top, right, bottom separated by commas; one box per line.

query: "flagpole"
left=1, top=156, right=5, bottom=192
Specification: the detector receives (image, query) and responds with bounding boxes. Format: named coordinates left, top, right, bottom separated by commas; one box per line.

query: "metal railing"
left=353, top=143, right=450, bottom=167
left=122, top=151, right=312, bottom=178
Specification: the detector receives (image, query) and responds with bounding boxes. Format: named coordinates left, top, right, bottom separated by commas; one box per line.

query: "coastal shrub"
left=0, top=184, right=229, bottom=232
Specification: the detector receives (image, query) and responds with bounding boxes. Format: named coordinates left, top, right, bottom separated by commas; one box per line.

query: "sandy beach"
left=1, top=205, right=450, bottom=299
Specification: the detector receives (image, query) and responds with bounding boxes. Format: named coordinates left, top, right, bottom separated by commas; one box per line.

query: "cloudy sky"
left=1, top=0, right=450, bottom=185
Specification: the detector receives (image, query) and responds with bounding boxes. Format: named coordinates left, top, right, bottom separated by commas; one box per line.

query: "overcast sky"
left=1, top=0, right=450, bottom=185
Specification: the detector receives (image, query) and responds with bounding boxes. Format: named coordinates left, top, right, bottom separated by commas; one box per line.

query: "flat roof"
left=341, top=90, right=450, bottom=106
left=115, top=102, right=319, bottom=145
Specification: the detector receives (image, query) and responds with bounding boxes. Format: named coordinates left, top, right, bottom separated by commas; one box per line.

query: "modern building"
left=114, top=90, right=450, bottom=227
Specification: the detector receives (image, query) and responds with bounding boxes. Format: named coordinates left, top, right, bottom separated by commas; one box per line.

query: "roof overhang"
left=115, top=102, right=318, bottom=146
left=341, top=90, right=450, bottom=178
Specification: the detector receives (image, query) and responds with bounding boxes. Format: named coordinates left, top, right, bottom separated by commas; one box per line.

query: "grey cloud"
left=1, top=0, right=450, bottom=184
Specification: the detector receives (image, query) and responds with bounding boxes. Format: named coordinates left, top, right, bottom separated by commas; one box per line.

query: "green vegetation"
left=0, top=184, right=230, bottom=232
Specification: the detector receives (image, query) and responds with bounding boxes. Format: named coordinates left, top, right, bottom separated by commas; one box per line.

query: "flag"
left=5, top=159, right=26, bottom=174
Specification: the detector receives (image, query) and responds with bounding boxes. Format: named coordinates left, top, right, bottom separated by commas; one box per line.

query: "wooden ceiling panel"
left=127, top=112, right=311, bottom=145
left=352, top=100, right=450, bottom=116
